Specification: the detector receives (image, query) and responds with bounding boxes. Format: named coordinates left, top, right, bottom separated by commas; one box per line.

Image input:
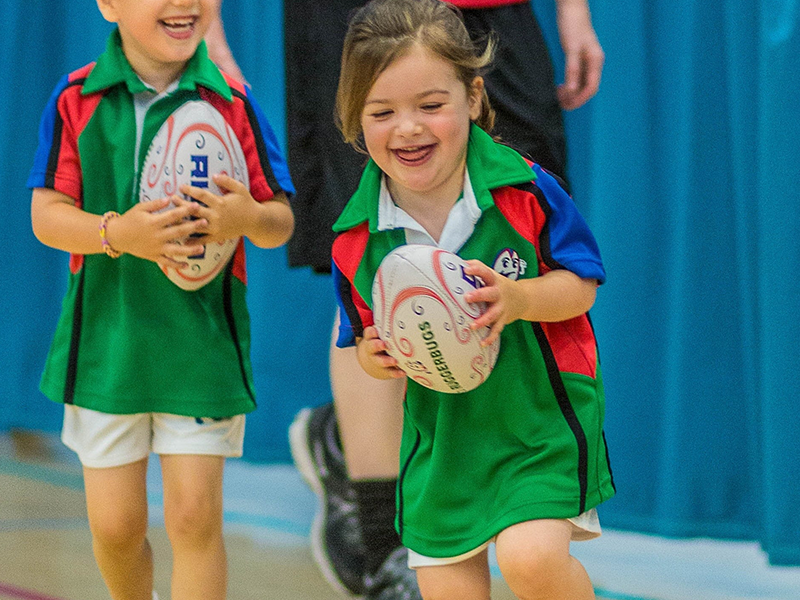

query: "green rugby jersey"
left=332, top=126, right=615, bottom=557
left=28, top=30, right=293, bottom=418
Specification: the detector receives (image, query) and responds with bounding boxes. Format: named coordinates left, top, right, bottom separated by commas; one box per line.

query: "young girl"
left=330, top=1, right=614, bottom=598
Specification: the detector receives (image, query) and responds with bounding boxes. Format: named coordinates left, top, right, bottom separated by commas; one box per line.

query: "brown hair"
left=335, top=0, right=495, bottom=153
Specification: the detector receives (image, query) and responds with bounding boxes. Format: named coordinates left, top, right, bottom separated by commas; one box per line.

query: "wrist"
left=99, top=211, right=123, bottom=258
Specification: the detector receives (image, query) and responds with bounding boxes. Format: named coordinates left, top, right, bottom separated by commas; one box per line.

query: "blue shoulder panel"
left=533, top=164, right=606, bottom=284
left=245, top=85, right=295, bottom=196
left=27, top=73, right=71, bottom=189
left=332, top=263, right=358, bottom=348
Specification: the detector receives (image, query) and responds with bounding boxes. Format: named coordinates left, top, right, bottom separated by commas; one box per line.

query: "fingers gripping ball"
left=372, top=245, right=500, bottom=393
left=140, top=100, right=248, bottom=291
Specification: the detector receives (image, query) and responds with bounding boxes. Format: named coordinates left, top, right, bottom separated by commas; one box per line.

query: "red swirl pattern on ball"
left=470, top=355, right=487, bottom=385
left=167, top=123, right=236, bottom=197
left=431, top=249, right=476, bottom=340
left=373, top=267, right=389, bottom=333
left=146, top=121, right=237, bottom=199
left=412, top=375, right=435, bottom=388
left=389, top=286, right=446, bottom=357
left=145, top=115, right=175, bottom=195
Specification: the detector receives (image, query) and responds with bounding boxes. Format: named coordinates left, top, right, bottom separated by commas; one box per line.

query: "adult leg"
left=161, top=454, right=227, bottom=600
left=284, top=0, right=367, bottom=273
left=83, top=459, right=153, bottom=600
left=330, top=326, right=415, bottom=598
left=495, top=520, right=595, bottom=600
left=414, top=549, right=491, bottom=600
left=330, top=342, right=405, bottom=481
left=289, top=318, right=418, bottom=599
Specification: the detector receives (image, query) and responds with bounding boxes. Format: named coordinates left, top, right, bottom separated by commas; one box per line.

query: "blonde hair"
left=336, top=0, right=495, bottom=153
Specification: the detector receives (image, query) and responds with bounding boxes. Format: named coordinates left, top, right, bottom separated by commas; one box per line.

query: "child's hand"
left=180, top=174, right=255, bottom=245
left=357, top=326, right=406, bottom=380
left=107, top=196, right=207, bottom=268
left=462, top=259, right=529, bottom=347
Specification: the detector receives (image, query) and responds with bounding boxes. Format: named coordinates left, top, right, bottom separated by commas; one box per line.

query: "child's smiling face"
left=360, top=43, right=483, bottom=208
left=97, top=0, right=218, bottom=90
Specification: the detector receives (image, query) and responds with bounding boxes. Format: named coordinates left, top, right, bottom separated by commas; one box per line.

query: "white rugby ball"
left=372, top=245, right=500, bottom=394
left=139, top=100, right=248, bottom=291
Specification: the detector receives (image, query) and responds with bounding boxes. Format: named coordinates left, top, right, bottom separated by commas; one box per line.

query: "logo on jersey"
left=493, top=248, right=527, bottom=280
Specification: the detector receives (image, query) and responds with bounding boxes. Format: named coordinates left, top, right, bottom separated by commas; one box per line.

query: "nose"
left=396, top=113, right=422, bottom=137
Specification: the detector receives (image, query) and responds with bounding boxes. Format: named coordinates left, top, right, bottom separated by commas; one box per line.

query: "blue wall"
left=2, top=0, right=798, bottom=565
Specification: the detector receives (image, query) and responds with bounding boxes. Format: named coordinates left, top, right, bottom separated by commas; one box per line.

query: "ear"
left=468, top=76, right=484, bottom=121
left=96, top=0, right=119, bottom=23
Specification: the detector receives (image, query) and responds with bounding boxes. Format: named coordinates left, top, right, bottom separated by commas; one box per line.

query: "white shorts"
left=407, top=508, right=602, bottom=569
left=62, top=405, right=246, bottom=468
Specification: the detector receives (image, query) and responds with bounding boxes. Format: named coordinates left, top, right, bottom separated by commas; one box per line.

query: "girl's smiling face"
left=361, top=43, right=483, bottom=208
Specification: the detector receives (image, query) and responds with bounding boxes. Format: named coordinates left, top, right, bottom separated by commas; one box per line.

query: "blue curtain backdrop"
left=0, top=0, right=797, bottom=566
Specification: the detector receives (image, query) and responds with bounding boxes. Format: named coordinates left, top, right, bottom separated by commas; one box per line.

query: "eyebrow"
left=364, top=88, right=451, bottom=106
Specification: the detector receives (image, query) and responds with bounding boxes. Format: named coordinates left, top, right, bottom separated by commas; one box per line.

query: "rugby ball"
left=372, top=245, right=500, bottom=394
left=139, top=100, right=248, bottom=291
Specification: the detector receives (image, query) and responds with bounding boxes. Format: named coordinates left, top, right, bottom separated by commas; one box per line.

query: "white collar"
left=376, top=168, right=482, bottom=253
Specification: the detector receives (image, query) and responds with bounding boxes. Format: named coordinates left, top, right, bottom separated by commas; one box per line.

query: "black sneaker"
left=364, top=547, right=422, bottom=600
left=289, top=403, right=367, bottom=596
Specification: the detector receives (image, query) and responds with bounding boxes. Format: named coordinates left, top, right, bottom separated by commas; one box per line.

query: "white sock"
left=152, top=593, right=159, bottom=600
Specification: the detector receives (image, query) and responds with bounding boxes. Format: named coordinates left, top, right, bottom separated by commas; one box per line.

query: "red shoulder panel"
left=333, top=223, right=374, bottom=329
left=198, top=87, right=272, bottom=204
left=53, top=64, right=103, bottom=205
left=494, top=186, right=597, bottom=378
left=333, top=223, right=370, bottom=282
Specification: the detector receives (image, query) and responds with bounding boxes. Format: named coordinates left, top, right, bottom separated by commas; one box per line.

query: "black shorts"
left=284, top=0, right=566, bottom=273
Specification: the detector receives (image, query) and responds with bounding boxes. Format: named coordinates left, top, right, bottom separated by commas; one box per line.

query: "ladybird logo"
left=493, top=248, right=527, bottom=280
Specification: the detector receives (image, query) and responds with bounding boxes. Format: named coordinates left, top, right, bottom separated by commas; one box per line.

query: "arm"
left=205, top=9, right=247, bottom=84
left=464, top=262, right=598, bottom=346
left=181, top=174, right=294, bottom=249
left=554, top=0, right=605, bottom=110
left=31, top=188, right=207, bottom=268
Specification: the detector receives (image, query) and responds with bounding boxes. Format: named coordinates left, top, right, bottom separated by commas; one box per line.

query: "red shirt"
left=448, top=0, right=528, bottom=8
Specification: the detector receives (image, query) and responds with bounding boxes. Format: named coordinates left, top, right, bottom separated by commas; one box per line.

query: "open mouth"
left=160, top=17, right=198, bottom=36
left=393, top=144, right=435, bottom=165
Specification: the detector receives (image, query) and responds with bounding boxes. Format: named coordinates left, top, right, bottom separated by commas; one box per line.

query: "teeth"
left=163, top=18, right=194, bottom=27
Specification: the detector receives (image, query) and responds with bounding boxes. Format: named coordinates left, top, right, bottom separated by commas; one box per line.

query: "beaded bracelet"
left=99, top=211, right=122, bottom=258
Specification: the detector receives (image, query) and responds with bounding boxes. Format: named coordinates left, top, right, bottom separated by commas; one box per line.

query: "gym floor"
left=1, top=430, right=798, bottom=600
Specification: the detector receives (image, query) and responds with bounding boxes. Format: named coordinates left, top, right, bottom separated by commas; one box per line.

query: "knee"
left=416, top=567, right=490, bottom=600
left=164, top=492, right=222, bottom=547
left=90, top=508, right=148, bottom=553
left=417, top=576, right=446, bottom=600
left=497, top=544, right=571, bottom=597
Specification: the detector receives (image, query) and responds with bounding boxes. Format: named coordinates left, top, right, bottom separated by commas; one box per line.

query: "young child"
left=330, top=1, right=614, bottom=598
left=27, top=1, right=294, bottom=599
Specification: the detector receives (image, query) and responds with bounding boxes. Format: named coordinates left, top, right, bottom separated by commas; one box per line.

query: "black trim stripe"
left=509, top=180, right=568, bottom=273
left=222, top=262, right=256, bottom=404
left=63, top=268, right=86, bottom=405
left=45, top=78, right=86, bottom=190
left=231, top=88, right=282, bottom=196
left=531, top=322, right=588, bottom=513
left=337, top=272, right=365, bottom=339
left=530, top=183, right=567, bottom=273
left=396, top=429, right=421, bottom=540
left=602, top=430, right=616, bottom=492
